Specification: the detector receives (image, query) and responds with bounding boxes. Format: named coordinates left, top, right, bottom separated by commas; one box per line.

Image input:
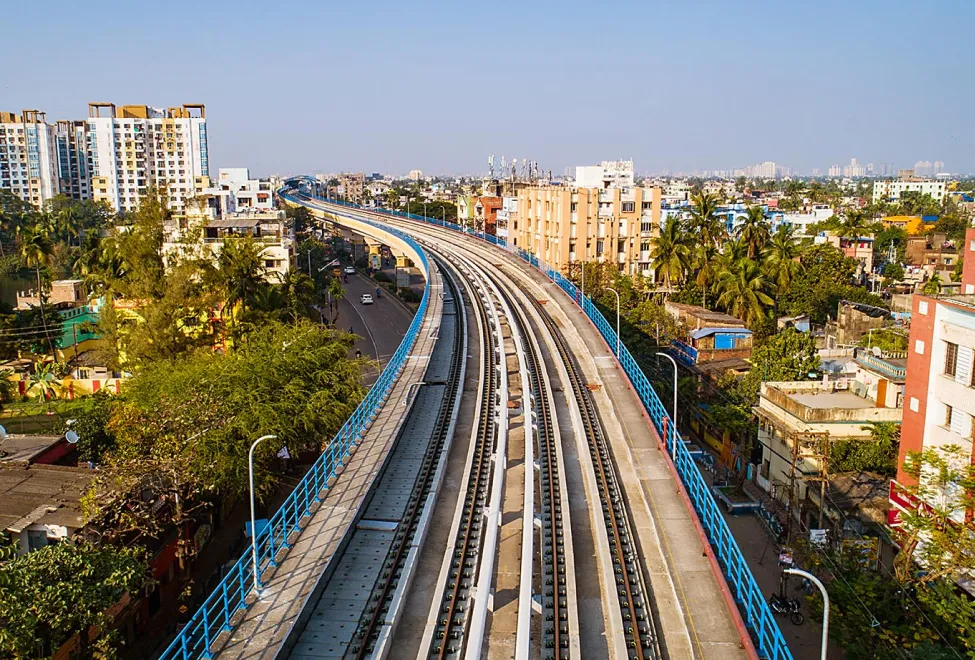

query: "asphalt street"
left=333, top=272, right=416, bottom=377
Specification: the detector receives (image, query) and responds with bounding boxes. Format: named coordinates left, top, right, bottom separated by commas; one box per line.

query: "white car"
left=360, top=293, right=374, bottom=305
left=344, top=266, right=356, bottom=275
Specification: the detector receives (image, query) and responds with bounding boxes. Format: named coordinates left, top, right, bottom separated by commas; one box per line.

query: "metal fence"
left=310, top=196, right=792, bottom=660
left=157, top=208, right=431, bottom=660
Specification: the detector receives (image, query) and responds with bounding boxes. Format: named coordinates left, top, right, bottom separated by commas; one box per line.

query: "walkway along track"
left=282, top=256, right=466, bottom=660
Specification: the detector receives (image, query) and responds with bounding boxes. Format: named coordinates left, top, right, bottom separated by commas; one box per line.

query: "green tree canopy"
left=736, top=327, right=820, bottom=403
left=0, top=543, right=149, bottom=658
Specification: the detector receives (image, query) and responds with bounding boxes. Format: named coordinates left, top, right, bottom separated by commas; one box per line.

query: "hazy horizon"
left=4, top=0, right=973, bottom=178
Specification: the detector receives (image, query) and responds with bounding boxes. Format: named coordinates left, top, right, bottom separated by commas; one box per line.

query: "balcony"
left=854, top=349, right=907, bottom=382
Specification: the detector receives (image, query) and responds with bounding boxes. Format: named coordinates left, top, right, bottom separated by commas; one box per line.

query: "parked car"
left=344, top=266, right=356, bottom=275
left=360, top=293, right=374, bottom=305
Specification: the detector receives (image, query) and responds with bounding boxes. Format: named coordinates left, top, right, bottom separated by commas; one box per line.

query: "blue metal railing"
left=301, top=193, right=792, bottom=660
left=157, top=203, right=431, bottom=660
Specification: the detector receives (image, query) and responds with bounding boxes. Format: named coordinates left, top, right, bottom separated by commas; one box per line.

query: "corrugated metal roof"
left=690, top=327, right=753, bottom=340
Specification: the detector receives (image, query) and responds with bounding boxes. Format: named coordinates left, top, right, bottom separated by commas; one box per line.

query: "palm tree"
left=716, top=257, right=774, bottom=328
left=650, top=217, right=692, bottom=289
left=27, top=362, right=62, bottom=400
left=246, top=283, right=287, bottom=321
left=278, top=269, right=316, bottom=320
left=18, top=223, right=56, bottom=356
left=841, top=208, right=868, bottom=239
left=218, top=237, right=267, bottom=312
left=763, top=224, right=804, bottom=295
left=922, top=274, right=943, bottom=295
left=737, top=206, right=771, bottom=259
left=688, top=191, right=726, bottom=248
left=694, top=243, right=719, bottom=309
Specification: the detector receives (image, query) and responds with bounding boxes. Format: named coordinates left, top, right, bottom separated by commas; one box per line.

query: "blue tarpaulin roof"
left=690, top=327, right=753, bottom=340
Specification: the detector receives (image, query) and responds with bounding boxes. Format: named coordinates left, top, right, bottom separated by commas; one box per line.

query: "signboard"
left=809, top=529, right=828, bottom=547
left=396, top=269, right=410, bottom=288
left=370, top=253, right=381, bottom=270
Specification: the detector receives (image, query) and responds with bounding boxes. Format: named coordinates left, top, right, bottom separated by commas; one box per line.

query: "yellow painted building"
left=882, top=215, right=935, bottom=235
left=511, top=185, right=662, bottom=277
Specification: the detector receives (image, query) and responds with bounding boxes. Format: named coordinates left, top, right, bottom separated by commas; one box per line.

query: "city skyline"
left=3, top=0, right=973, bottom=177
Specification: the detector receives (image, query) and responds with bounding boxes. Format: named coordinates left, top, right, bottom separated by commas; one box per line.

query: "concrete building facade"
left=873, top=177, right=946, bottom=204
left=574, top=159, right=634, bottom=189
left=0, top=110, right=60, bottom=207
left=510, top=185, right=662, bottom=277
left=86, top=103, right=209, bottom=214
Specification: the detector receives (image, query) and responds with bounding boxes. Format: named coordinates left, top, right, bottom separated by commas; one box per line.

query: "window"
left=915, top=339, right=925, bottom=355
left=945, top=404, right=954, bottom=427
left=946, top=341, right=959, bottom=376
left=642, top=201, right=653, bottom=210
left=919, top=301, right=929, bottom=315
left=596, top=240, right=604, bottom=255
left=622, top=201, right=635, bottom=213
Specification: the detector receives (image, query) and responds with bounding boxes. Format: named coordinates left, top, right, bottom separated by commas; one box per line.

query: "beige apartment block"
left=510, top=185, right=662, bottom=277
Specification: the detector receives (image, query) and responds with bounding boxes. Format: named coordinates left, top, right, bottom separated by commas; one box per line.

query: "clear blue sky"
left=4, top=0, right=972, bottom=177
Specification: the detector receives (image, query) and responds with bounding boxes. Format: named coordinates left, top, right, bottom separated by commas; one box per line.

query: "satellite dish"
left=65, top=430, right=79, bottom=444
left=872, top=345, right=882, bottom=357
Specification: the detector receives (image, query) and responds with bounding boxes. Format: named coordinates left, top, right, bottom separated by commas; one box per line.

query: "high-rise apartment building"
left=510, top=185, right=662, bottom=277
left=0, top=110, right=60, bottom=207
left=87, top=103, right=208, bottom=213
left=55, top=120, right=91, bottom=200
left=1, top=103, right=209, bottom=213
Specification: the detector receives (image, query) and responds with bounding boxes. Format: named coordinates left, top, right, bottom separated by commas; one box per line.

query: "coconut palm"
left=922, top=274, right=943, bottom=295
left=278, top=269, right=316, bottom=320
left=694, top=242, right=719, bottom=309
left=687, top=192, right=726, bottom=248
left=716, top=257, right=774, bottom=328
left=841, top=208, right=869, bottom=239
left=737, top=206, right=771, bottom=259
left=218, top=237, right=267, bottom=311
left=763, top=224, right=804, bottom=295
left=650, top=217, right=692, bottom=289
left=18, top=223, right=56, bottom=356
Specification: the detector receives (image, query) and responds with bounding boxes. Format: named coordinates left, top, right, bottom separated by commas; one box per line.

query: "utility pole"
left=785, top=430, right=831, bottom=543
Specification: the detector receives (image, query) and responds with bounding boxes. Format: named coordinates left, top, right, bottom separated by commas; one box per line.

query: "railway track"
left=298, top=200, right=662, bottom=659
left=514, top=278, right=663, bottom=660
left=428, top=257, right=502, bottom=659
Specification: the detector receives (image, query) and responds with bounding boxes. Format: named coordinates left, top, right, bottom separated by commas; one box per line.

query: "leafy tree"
left=858, top=328, right=908, bottom=352
left=778, top=243, right=886, bottom=324
left=286, top=205, right=313, bottom=235
left=693, top=243, right=719, bottom=309
left=736, top=328, right=820, bottom=403
left=66, top=391, right=118, bottom=464
left=882, top=262, right=905, bottom=282
left=951, top=256, right=964, bottom=283
left=83, top=321, right=365, bottom=567
left=830, top=422, right=900, bottom=476
left=0, top=543, right=149, bottom=658
left=874, top=225, right=908, bottom=264
left=897, top=445, right=975, bottom=584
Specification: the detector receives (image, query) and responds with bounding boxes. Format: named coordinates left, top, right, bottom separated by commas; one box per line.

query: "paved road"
left=333, top=271, right=416, bottom=370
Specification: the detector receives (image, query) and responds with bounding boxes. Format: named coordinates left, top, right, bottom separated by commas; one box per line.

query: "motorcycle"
left=769, top=592, right=804, bottom=625
left=375, top=288, right=382, bottom=299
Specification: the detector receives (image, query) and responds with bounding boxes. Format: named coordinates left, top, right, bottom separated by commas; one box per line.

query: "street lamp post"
left=655, top=352, right=679, bottom=458
left=423, top=201, right=427, bottom=219
left=606, top=287, right=621, bottom=357
left=784, top=568, right=829, bottom=660
left=441, top=207, right=445, bottom=226
left=248, top=434, right=278, bottom=594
